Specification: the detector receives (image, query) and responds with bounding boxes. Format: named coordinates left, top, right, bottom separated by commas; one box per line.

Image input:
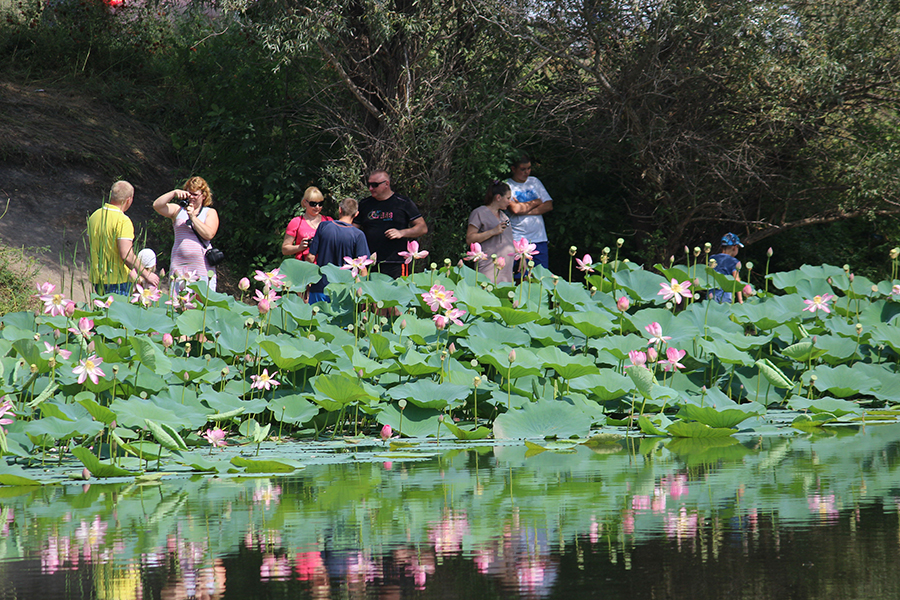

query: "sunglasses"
left=367, top=180, right=387, bottom=188
left=308, top=201, right=325, bottom=207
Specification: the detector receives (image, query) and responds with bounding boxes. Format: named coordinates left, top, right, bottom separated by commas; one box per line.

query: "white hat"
left=137, top=248, right=157, bottom=269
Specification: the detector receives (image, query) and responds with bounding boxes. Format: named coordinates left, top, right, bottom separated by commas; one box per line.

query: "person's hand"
left=146, top=272, right=160, bottom=287
left=384, top=228, right=403, bottom=240
left=299, top=237, right=310, bottom=251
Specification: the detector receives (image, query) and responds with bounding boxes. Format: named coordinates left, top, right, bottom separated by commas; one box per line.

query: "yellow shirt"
left=88, top=203, right=134, bottom=285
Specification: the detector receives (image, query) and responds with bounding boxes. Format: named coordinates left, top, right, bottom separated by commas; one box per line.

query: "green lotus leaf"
left=535, top=346, right=600, bottom=380
left=106, top=302, right=173, bottom=334
left=568, top=371, right=632, bottom=401
left=376, top=402, right=443, bottom=438
left=788, top=396, right=863, bottom=417
left=487, top=306, right=546, bottom=326
left=77, top=397, right=117, bottom=425
left=453, top=281, right=502, bottom=314
left=756, top=358, right=794, bottom=389
left=397, top=316, right=439, bottom=345
left=587, top=334, right=647, bottom=361
left=110, top=396, right=193, bottom=430
left=732, top=296, right=805, bottom=330
left=638, top=415, right=668, bottom=436
left=493, top=399, right=592, bottom=439
left=666, top=436, right=749, bottom=465
left=612, top=268, right=670, bottom=304
left=338, top=346, right=396, bottom=378
left=806, top=365, right=881, bottom=398
left=552, top=279, right=604, bottom=311
left=518, top=322, right=571, bottom=347
left=144, top=419, right=188, bottom=452
left=791, top=413, right=837, bottom=430
left=698, top=338, right=754, bottom=366
left=239, top=418, right=271, bottom=443
left=466, top=320, right=531, bottom=348
left=387, top=379, right=470, bottom=410
left=71, top=446, right=133, bottom=478
left=24, top=416, right=102, bottom=441
left=367, top=332, right=400, bottom=359
left=666, top=420, right=735, bottom=438
left=479, top=347, right=543, bottom=380
left=12, top=339, right=50, bottom=373
left=396, top=348, right=442, bottom=376
left=310, top=372, right=376, bottom=411
left=781, top=340, right=829, bottom=363
left=627, top=365, right=655, bottom=399
left=679, top=403, right=764, bottom=429
left=259, top=335, right=337, bottom=370
left=441, top=420, right=492, bottom=440
left=179, top=456, right=228, bottom=472
left=277, top=258, right=323, bottom=289
left=869, top=322, right=900, bottom=354
left=562, top=310, right=613, bottom=338
left=808, top=335, right=860, bottom=365
left=230, top=456, right=300, bottom=473
left=0, top=464, right=42, bottom=486
left=129, top=335, right=172, bottom=375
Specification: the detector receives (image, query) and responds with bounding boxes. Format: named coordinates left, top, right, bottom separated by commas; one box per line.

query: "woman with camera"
left=282, top=186, right=332, bottom=263
left=153, top=176, right=220, bottom=293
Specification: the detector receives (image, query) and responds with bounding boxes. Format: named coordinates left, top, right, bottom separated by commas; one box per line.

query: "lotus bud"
left=669, top=256, right=675, bottom=266
left=647, top=347, right=658, bottom=363
left=743, top=284, right=754, bottom=297
left=617, top=238, right=624, bottom=248
left=53, top=328, right=60, bottom=340
left=449, top=342, right=456, bottom=354
left=64, top=301, right=76, bottom=317
left=617, top=296, right=630, bottom=311
left=183, top=372, right=189, bottom=381
left=160, top=269, right=166, bottom=279
left=399, top=399, right=407, bottom=409
left=767, top=247, right=774, bottom=257
left=162, top=333, right=174, bottom=348
left=358, top=369, right=364, bottom=378
left=569, top=246, right=577, bottom=256
left=602, top=247, right=611, bottom=256
left=380, top=424, right=393, bottom=441
left=238, top=277, right=250, bottom=291
left=509, top=349, right=516, bottom=363
left=400, top=319, right=407, bottom=330
left=684, top=245, right=690, bottom=256
left=258, top=298, right=270, bottom=314
left=82, top=468, right=91, bottom=481
left=693, top=247, right=701, bottom=257
left=356, top=287, right=363, bottom=297
left=827, top=277, right=832, bottom=285
left=511, top=301, right=519, bottom=309
left=362, top=314, right=368, bottom=323
left=849, top=273, right=854, bottom=282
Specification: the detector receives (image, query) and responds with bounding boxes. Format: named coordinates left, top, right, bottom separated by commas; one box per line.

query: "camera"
left=177, top=197, right=190, bottom=208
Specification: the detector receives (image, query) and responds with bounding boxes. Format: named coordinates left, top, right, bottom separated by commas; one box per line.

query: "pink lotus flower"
left=238, top=277, right=251, bottom=291
left=658, top=278, right=692, bottom=304
left=626, top=350, right=647, bottom=369
left=162, top=333, right=174, bottom=348
left=36, top=282, right=56, bottom=296
left=398, top=240, right=429, bottom=264
left=743, top=284, right=754, bottom=297
left=68, top=317, right=94, bottom=340
left=803, top=293, right=835, bottom=314
left=617, top=295, right=630, bottom=311
left=508, top=349, right=516, bottom=363
left=576, top=254, right=594, bottom=273
left=38, top=288, right=72, bottom=317
left=43, top=342, right=72, bottom=360
left=175, top=269, right=200, bottom=285
left=433, top=307, right=466, bottom=329
left=254, top=268, right=286, bottom=290
left=465, top=243, right=488, bottom=263
left=254, top=288, right=280, bottom=312
left=512, top=237, right=537, bottom=263
left=251, top=368, right=280, bottom=391
left=341, top=254, right=375, bottom=278
left=422, top=284, right=457, bottom=312
left=380, top=424, right=393, bottom=441
left=644, top=322, right=672, bottom=347
left=131, top=284, right=162, bottom=307
left=493, top=255, right=506, bottom=270
left=73, top=354, right=105, bottom=385
left=64, top=301, right=76, bottom=317
left=662, top=347, right=687, bottom=372
left=0, top=397, right=16, bottom=432
left=202, top=428, right=227, bottom=448
left=93, top=296, right=114, bottom=309
left=893, top=284, right=900, bottom=296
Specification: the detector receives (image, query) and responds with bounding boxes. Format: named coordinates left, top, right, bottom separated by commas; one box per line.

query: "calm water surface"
left=1, top=424, right=899, bottom=599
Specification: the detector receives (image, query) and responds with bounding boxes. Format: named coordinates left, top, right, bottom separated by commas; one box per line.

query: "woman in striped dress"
left=153, top=176, right=220, bottom=293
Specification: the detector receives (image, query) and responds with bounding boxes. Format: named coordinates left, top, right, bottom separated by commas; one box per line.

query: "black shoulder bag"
left=186, top=209, right=225, bottom=266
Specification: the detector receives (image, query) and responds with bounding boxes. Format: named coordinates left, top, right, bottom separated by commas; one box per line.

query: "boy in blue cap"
left=709, top=232, right=744, bottom=303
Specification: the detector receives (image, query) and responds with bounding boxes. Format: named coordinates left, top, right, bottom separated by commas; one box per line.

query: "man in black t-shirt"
left=354, top=170, right=428, bottom=278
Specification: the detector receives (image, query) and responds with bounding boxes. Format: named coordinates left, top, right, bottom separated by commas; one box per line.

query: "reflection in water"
left=1, top=424, right=900, bottom=598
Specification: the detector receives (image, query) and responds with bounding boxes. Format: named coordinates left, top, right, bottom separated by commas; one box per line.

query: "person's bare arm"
left=117, top=238, right=159, bottom=287
left=506, top=199, right=542, bottom=215
left=153, top=190, right=187, bottom=219
left=466, top=223, right=506, bottom=245
left=385, top=216, right=428, bottom=240
left=187, top=206, right=219, bottom=241
left=282, top=232, right=308, bottom=256
left=523, top=200, right=553, bottom=216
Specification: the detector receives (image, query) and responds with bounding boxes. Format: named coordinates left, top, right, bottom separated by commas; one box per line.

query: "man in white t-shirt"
left=505, top=154, right=554, bottom=271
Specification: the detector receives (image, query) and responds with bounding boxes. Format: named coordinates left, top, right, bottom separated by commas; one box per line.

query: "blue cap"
left=721, top=233, right=744, bottom=247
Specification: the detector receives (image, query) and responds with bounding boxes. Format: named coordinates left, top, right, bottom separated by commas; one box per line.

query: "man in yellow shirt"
left=88, top=181, right=159, bottom=295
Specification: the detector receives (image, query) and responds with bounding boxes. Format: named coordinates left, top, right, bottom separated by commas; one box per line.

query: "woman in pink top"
left=153, top=176, right=220, bottom=292
left=282, top=186, right=332, bottom=262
